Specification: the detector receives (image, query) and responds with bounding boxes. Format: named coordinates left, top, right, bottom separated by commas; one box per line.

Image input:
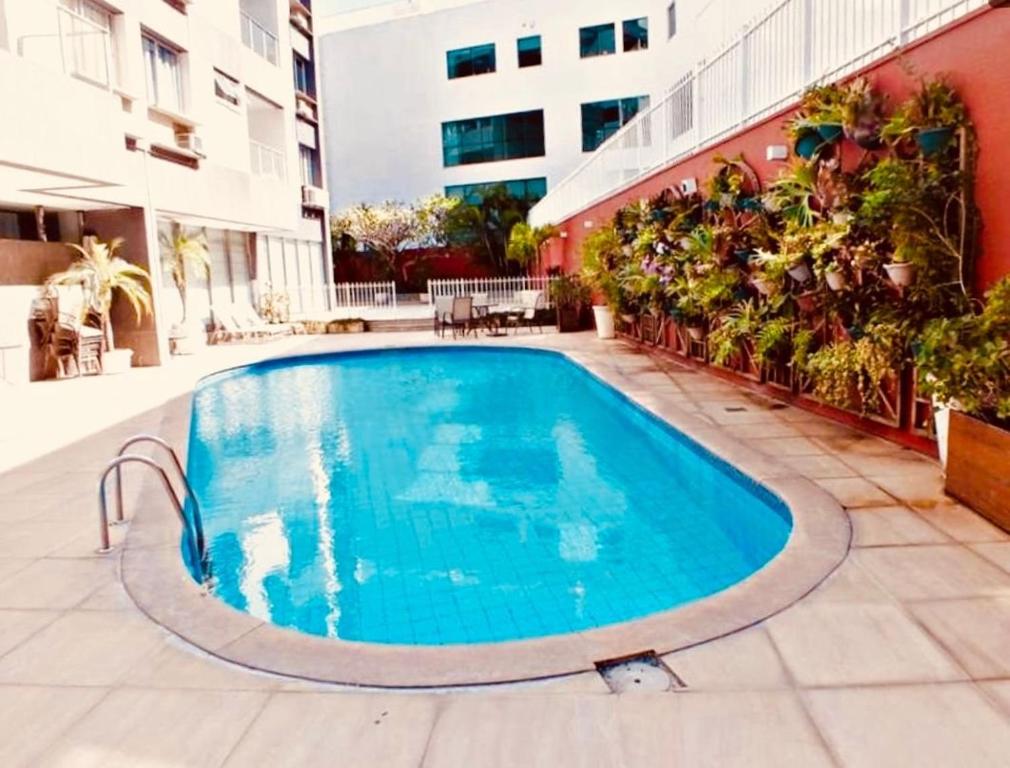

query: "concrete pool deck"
left=1, top=331, right=1009, bottom=766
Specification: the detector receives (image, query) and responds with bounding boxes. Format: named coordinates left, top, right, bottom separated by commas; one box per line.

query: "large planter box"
left=946, top=410, right=1010, bottom=532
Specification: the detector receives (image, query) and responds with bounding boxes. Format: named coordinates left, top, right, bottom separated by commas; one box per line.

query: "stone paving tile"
left=804, top=684, right=1010, bottom=768
left=0, top=558, right=118, bottom=610
left=0, top=557, right=32, bottom=583
left=909, top=598, right=1010, bottom=679
left=745, top=436, right=825, bottom=457
left=0, top=520, right=93, bottom=559
left=721, top=422, right=806, bottom=439
left=778, top=453, right=859, bottom=479
left=802, top=559, right=894, bottom=605
left=832, top=449, right=939, bottom=477
left=813, top=477, right=898, bottom=508
left=0, top=609, right=60, bottom=658
left=224, top=693, right=439, bottom=768
left=911, top=502, right=1009, bottom=543
left=615, top=691, right=835, bottom=768
left=0, top=685, right=109, bottom=768
left=122, top=639, right=282, bottom=691
left=852, top=545, right=1010, bottom=601
left=36, top=688, right=268, bottom=768
left=662, top=626, right=790, bottom=690
left=0, top=611, right=166, bottom=686
left=971, top=542, right=1010, bottom=573
left=422, top=694, right=623, bottom=768
left=868, top=470, right=950, bottom=508
left=848, top=505, right=951, bottom=547
left=981, top=681, right=1010, bottom=718
left=765, top=602, right=965, bottom=687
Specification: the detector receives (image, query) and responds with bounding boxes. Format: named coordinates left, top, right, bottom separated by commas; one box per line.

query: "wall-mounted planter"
left=787, top=261, right=813, bottom=284
left=751, top=277, right=774, bottom=296
left=945, top=411, right=1010, bottom=533
left=917, top=126, right=956, bottom=157
left=817, top=123, right=845, bottom=143
left=794, top=131, right=821, bottom=159
left=825, top=270, right=848, bottom=292
left=884, top=262, right=918, bottom=288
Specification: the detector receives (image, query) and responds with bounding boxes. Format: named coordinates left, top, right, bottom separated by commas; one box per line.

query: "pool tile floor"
left=0, top=330, right=1008, bottom=766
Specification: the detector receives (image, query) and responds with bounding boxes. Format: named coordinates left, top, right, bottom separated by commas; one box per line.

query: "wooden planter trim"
left=945, top=411, right=1010, bottom=533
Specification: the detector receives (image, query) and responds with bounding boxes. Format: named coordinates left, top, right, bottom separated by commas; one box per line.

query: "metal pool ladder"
left=97, top=434, right=208, bottom=582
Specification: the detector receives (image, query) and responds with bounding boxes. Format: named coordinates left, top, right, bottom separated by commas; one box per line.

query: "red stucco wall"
left=547, top=7, right=1010, bottom=293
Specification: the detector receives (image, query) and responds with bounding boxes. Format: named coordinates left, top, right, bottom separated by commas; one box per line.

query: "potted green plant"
left=580, top=225, right=624, bottom=339
left=915, top=278, right=1010, bottom=529
left=160, top=222, right=210, bottom=354
left=823, top=262, right=848, bottom=292
left=46, top=237, right=152, bottom=373
left=884, top=78, right=967, bottom=157
left=883, top=242, right=919, bottom=288
left=841, top=77, right=887, bottom=150
left=788, top=85, right=846, bottom=158
left=552, top=273, right=589, bottom=333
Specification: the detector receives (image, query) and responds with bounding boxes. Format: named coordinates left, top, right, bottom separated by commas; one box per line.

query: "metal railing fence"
left=529, top=0, right=987, bottom=227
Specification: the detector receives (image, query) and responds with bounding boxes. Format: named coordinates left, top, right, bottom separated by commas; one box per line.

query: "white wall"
left=319, top=0, right=683, bottom=209
left=318, top=0, right=782, bottom=211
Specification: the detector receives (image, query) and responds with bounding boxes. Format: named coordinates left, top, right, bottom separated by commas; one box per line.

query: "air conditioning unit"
left=302, top=185, right=327, bottom=208
left=296, top=100, right=316, bottom=121
left=176, top=131, right=205, bottom=157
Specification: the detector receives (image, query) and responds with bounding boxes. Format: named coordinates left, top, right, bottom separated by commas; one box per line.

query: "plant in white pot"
left=46, top=237, right=152, bottom=374
left=580, top=225, right=625, bottom=340
left=161, top=222, right=210, bottom=354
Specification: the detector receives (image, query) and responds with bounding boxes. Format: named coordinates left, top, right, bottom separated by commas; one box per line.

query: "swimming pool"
left=186, top=347, right=791, bottom=646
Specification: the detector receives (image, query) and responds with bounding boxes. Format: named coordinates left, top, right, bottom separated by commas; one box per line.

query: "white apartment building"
left=317, top=0, right=781, bottom=211
left=0, top=0, right=332, bottom=375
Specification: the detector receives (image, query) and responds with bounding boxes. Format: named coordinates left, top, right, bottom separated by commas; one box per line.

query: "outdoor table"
left=471, top=298, right=516, bottom=337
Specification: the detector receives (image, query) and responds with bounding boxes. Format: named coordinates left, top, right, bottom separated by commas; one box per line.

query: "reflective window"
left=444, top=178, right=547, bottom=205
left=579, top=23, right=615, bottom=58
left=581, top=96, right=650, bottom=151
left=142, top=34, right=183, bottom=113
left=442, top=110, right=545, bottom=167
left=447, top=43, right=496, bottom=79
left=623, top=18, right=649, bottom=51
left=517, top=35, right=542, bottom=68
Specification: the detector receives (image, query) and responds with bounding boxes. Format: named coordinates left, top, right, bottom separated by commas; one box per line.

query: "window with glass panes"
left=667, top=2, right=678, bottom=38
left=517, top=35, right=542, bottom=68
left=581, top=96, right=650, bottom=151
left=441, top=110, right=545, bottom=167
left=623, top=18, right=649, bottom=51
left=579, top=23, right=615, bottom=58
left=59, top=0, right=116, bottom=85
left=293, top=52, right=315, bottom=96
left=142, top=34, right=183, bottom=113
left=446, top=43, right=496, bottom=79
left=444, top=178, right=547, bottom=205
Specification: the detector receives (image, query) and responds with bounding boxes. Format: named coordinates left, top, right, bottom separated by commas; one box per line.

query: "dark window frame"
left=441, top=110, right=546, bottom=167
left=444, top=177, right=547, bottom=206
left=667, top=1, right=677, bottom=39
left=517, top=35, right=542, bottom=68
left=579, top=23, right=616, bottom=58
left=581, top=95, right=650, bottom=152
left=623, top=17, right=649, bottom=51
left=446, top=43, right=497, bottom=79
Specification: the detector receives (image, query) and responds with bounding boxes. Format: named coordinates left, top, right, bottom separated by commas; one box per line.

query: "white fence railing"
left=331, top=281, right=397, bottom=309
left=240, top=11, right=278, bottom=65
left=427, top=277, right=554, bottom=307
left=529, top=0, right=987, bottom=227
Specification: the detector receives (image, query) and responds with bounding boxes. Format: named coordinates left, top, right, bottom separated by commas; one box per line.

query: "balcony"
left=241, top=11, right=278, bottom=65
left=290, top=1, right=312, bottom=33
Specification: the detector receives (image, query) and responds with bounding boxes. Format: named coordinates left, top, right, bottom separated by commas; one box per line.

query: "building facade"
left=317, top=0, right=780, bottom=212
left=0, top=0, right=332, bottom=375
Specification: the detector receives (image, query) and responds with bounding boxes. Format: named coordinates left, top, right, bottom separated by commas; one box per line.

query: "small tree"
left=159, top=222, right=209, bottom=327
left=507, top=222, right=559, bottom=274
left=46, top=237, right=152, bottom=350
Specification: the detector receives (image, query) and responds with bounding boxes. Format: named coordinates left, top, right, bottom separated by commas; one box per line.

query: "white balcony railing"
left=249, top=140, right=286, bottom=180
left=427, top=276, right=555, bottom=308
left=529, top=0, right=988, bottom=227
left=240, top=11, right=278, bottom=64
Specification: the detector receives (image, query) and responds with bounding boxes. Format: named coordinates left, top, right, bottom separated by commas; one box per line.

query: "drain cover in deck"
left=595, top=652, right=685, bottom=693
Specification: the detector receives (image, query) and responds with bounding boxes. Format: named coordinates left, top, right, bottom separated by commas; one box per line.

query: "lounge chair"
left=233, top=304, right=293, bottom=339
left=209, top=306, right=256, bottom=343
left=505, top=290, right=544, bottom=334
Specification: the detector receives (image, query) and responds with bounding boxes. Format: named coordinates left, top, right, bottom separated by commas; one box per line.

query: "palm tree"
left=159, top=222, right=210, bottom=326
left=46, top=237, right=152, bottom=351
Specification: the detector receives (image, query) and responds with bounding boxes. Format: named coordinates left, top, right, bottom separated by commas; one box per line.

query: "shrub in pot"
left=552, top=273, right=590, bottom=333
left=580, top=225, right=625, bottom=339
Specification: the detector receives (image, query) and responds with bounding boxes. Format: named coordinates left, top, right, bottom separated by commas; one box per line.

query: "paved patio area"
left=1, top=330, right=1009, bottom=766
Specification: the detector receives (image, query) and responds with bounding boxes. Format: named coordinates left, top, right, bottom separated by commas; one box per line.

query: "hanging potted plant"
left=787, top=85, right=846, bottom=159
left=45, top=237, right=152, bottom=374
left=160, top=222, right=210, bottom=355
left=841, top=77, right=887, bottom=150
left=823, top=262, right=849, bottom=292
left=883, top=242, right=919, bottom=288
left=883, top=78, right=967, bottom=158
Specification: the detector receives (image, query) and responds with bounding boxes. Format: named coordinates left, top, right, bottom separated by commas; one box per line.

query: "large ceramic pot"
left=592, top=305, right=615, bottom=340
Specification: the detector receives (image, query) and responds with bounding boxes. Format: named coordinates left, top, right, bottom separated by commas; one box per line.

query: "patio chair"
left=234, top=303, right=293, bottom=339
left=433, top=296, right=454, bottom=337
left=505, top=290, right=544, bottom=334
left=449, top=295, right=474, bottom=339
left=209, top=306, right=254, bottom=344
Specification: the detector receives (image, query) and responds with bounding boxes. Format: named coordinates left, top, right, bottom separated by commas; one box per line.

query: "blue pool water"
left=186, top=347, right=791, bottom=645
